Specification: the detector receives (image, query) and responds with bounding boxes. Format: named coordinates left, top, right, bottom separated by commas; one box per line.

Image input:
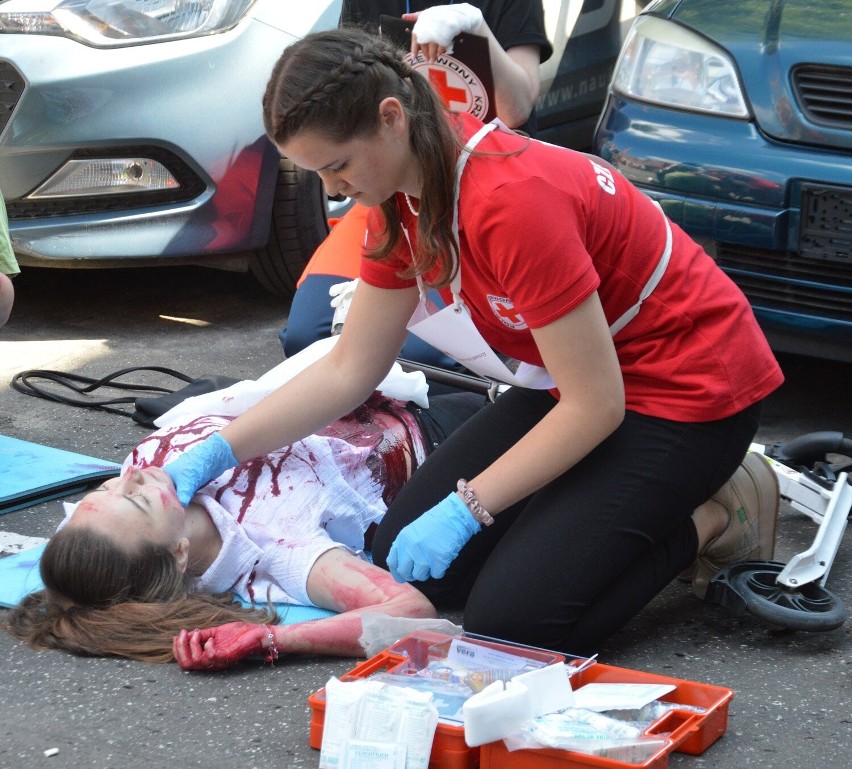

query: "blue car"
left=594, top=0, right=852, bottom=363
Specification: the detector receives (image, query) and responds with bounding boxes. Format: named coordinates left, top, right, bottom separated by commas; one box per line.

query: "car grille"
left=6, top=145, right=206, bottom=219
left=0, top=60, right=25, bottom=135
left=793, top=65, right=852, bottom=129
left=800, top=185, right=852, bottom=263
left=716, top=244, right=852, bottom=323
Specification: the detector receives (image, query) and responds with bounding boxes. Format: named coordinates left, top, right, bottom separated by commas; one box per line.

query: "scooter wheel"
left=707, top=561, right=847, bottom=632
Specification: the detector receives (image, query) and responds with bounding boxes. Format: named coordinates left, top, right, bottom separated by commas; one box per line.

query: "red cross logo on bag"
left=411, top=54, right=490, bottom=120
left=488, top=294, right=527, bottom=330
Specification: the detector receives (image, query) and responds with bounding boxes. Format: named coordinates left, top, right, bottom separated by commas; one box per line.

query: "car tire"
left=249, top=157, right=331, bottom=298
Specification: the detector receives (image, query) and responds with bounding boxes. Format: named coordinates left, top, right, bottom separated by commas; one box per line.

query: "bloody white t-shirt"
left=127, top=396, right=426, bottom=606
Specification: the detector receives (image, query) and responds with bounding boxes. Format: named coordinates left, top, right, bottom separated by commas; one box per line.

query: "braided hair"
left=263, top=26, right=463, bottom=286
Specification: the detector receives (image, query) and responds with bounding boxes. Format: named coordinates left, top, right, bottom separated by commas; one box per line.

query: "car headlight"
left=612, top=15, right=750, bottom=118
left=0, top=0, right=256, bottom=47
left=28, top=158, right=179, bottom=198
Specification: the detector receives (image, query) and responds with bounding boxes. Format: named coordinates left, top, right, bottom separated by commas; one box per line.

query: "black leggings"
left=373, top=388, right=763, bottom=655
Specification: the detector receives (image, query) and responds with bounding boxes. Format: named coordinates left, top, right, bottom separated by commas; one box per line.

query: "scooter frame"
left=706, top=433, right=851, bottom=632
left=756, top=445, right=850, bottom=589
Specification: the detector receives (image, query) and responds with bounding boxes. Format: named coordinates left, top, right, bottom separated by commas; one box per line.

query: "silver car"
left=0, top=0, right=343, bottom=295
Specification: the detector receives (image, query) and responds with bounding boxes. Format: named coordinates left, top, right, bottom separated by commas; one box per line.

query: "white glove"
left=329, top=278, right=359, bottom=334
left=411, top=3, right=484, bottom=54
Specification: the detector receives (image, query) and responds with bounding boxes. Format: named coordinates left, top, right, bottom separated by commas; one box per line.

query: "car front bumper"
left=0, top=21, right=293, bottom=266
left=595, top=97, right=852, bottom=362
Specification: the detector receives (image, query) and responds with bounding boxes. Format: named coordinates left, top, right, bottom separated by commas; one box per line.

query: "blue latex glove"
left=387, top=492, right=481, bottom=582
left=164, top=432, right=239, bottom=506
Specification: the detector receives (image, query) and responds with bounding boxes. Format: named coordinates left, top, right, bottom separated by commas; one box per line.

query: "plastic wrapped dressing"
left=572, top=683, right=676, bottom=712
left=340, top=739, right=406, bottom=769
left=320, top=677, right=439, bottom=769
left=319, top=678, right=384, bottom=769
left=505, top=708, right=669, bottom=764
left=358, top=613, right=463, bottom=657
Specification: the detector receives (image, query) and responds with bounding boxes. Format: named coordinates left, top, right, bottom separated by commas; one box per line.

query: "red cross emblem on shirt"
left=488, top=295, right=527, bottom=330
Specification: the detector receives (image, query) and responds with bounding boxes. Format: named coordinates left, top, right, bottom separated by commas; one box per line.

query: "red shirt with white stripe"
left=360, top=113, right=783, bottom=422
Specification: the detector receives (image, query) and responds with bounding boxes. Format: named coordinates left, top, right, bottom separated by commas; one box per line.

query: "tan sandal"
left=691, top=452, right=780, bottom=599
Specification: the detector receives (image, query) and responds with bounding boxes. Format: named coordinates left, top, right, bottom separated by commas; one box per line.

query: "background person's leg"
left=282, top=276, right=460, bottom=368
left=0, top=272, right=14, bottom=327
left=0, top=190, right=17, bottom=327
left=280, top=204, right=462, bottom=368
left=280, top=273, right=341, bottom=355
left=280, top=205, right=366, bottom=355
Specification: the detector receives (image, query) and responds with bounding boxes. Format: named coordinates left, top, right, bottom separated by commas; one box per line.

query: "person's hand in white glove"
left=329, top=278, right=359, bottom=335
left=403, top=3, right=485, bottom=62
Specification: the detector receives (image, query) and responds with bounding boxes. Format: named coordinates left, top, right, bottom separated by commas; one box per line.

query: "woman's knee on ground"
left=462, top=592, right=585, bottom=653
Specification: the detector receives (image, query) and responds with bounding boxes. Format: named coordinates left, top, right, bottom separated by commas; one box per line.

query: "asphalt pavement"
left=1, top=265, right=850, bottom=769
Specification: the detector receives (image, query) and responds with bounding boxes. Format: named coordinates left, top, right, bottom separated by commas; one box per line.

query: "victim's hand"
left=172, top=623, right=278, bottom=671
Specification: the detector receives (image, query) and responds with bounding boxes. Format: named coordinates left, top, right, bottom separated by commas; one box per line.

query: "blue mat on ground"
left=0, top=544, right=337, bottom=623
left=0, top=435, right=122, bottom=514
left=0, top=543, right=46, bottom=608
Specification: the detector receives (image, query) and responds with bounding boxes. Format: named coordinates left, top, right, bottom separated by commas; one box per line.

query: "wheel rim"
left=724, top=563, right=847, bottom=631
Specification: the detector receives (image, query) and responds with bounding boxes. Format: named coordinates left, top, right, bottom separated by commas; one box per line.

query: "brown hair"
left=4, top=526, right=277, bottom=663
left=263, top=26, right=463, bottom=286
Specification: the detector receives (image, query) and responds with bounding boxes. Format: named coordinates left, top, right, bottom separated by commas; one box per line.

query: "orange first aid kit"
left=306, top=631, right=733, bottom=769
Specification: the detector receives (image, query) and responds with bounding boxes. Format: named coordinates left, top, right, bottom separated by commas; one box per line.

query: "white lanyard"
left=608, top=201, right=672, bottom=336
left=406, top=121, right=672, bottom=388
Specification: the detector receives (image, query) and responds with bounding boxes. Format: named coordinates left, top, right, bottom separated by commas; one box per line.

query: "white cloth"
left=330, top=277, right=359, bottom=333
left=129, top=414, right=387, bottom=606
left=154, top=336, right=429, bottom=429
left=412, top=3, right=484, bottom=54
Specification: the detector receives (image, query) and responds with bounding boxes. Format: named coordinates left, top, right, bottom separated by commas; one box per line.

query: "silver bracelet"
left=457, top=479, right=495, bottom=527
left=265, top=625, right=279, bottom=664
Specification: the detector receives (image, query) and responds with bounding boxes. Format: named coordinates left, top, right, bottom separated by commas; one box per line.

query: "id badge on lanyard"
left=408, top=295, right=556, bottom=388
left=405, top=122, right=557, bottom=389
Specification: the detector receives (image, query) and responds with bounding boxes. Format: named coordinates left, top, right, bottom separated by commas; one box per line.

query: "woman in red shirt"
left=282, top=1, right=552, bottom=368
left=165, top=26, right=784, bottom=656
